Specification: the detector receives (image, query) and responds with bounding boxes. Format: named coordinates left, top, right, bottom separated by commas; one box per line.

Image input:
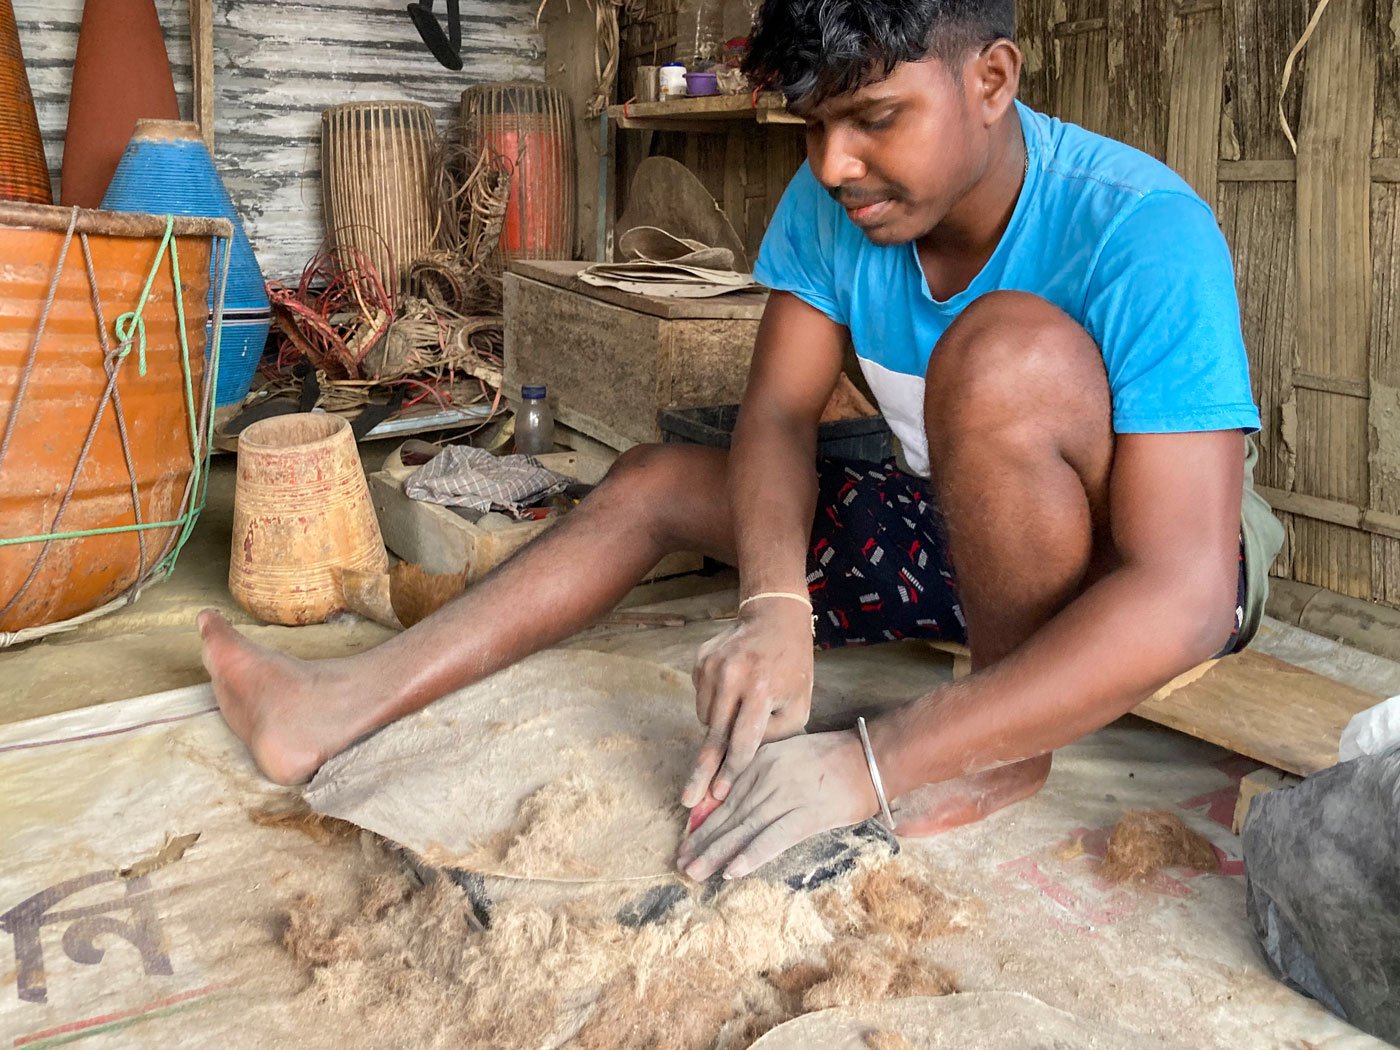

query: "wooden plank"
left=1258, top=485, right=1400, bottom=541
left=1371, top=180, right=1400, bottom=603
left=1294, top=516, right=1374, bottom=598
left=189, top=0, right=214, bottom=151
left=543, top=0, right=602, bottom=260
left=605, top=92, right=789, bottom=124
left=1107, top=0, right=1166, bottom=157
left=1218, top=159, right=1296, bottom=181
left=923, top=641, right=1378, bottom=777
left=1053, top=0, right=1110, bottom=135
left=1165, top=3, right=1225, bottom=205
left=1222, top=0, right=1310, bottom=160
left=722, top=128, right=745, bottom=238
left=1218, top=181, right=1298, bottom=491
left=1374, top=0, right=1400, bottom=157
left=1375, top=158, right=1400, bottom=181
left=506, top=261, right=769, bottom=320
left=1016, top=0, right=1060, bottom=113
left=1135, top=649, right=1381, bottom=776
left=1292, top=370, right=1369, bottom=398
left=1232, top=768, right=1301, bottom=833
left=1292, top=0, right=1376, bottom=599
left=601, top=114, right=618, bottom=262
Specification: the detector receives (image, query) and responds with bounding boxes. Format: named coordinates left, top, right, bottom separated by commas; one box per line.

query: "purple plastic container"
left=684, top=71, right=719, bottom=96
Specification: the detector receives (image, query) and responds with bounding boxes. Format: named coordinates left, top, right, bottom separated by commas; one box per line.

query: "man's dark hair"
left=743, top=0, right=1016, bottom=108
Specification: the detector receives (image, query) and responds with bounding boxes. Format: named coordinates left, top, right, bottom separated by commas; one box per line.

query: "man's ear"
left=968, top=40, right=1022, bottom=126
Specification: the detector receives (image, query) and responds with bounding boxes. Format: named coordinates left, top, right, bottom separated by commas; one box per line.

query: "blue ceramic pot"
left=101, top=119, right=271, bottom=406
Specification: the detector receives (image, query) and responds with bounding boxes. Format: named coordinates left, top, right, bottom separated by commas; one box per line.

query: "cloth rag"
left=404, top=445, right=569, bottom=516
left=578, top=225, right=757, bottom=299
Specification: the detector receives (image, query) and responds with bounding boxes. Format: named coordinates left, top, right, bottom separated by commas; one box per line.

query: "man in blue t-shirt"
left=198, top=0, right=1282, bottom=881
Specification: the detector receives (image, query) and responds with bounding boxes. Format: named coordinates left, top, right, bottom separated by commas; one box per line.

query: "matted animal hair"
left=743, top=0, right=1016, bottom=108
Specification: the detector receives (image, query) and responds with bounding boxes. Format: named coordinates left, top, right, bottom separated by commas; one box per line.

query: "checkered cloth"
left=404, top=446, right=569, bottom=516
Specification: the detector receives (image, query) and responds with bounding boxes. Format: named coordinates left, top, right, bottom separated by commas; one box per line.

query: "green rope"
left=0, top=217, right=227, bottom=566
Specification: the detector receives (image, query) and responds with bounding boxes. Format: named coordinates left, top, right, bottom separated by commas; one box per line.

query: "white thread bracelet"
left=856, top=716, right=896, bottom=832
left=737, top=591, right=816, bottom=636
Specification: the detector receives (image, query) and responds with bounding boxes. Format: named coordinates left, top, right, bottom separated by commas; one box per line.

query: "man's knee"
left=597, top=442, right=688, bottom=503
left=924, top=291, right=1110, bottom=454
left=593, top=442, right=723, bottom=549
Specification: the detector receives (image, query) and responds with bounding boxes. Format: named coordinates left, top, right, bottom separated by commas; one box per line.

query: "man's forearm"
left=729, top=409, right=820, bottom=593
left=869, top=564, right=1234, bottom=798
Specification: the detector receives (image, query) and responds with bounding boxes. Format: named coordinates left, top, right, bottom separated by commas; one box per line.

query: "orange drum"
left=461, top=81, right=575, bottom=261
left=0, top=202, right=232, bottom=638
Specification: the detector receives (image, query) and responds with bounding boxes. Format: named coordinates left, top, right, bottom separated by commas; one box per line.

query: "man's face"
left=794, top=57, right=982, bottom=246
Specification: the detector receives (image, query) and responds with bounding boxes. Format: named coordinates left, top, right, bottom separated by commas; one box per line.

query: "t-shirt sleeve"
left=1082, top=192, right=1261, bottom=434
left=753, top=163, right=846, bottom=325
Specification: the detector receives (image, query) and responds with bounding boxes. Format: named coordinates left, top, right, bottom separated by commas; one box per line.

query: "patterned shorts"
left=805, top=458, right=1248, bottom=656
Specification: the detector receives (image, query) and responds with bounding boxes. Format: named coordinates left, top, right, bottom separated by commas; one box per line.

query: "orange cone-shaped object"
left=0, top=0, right=51, bottom=204
left=60, top=0, right=179, bottom=208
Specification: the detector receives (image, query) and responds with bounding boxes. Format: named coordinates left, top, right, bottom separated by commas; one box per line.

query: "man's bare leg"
left=200, top=444, right=738, bottom=785
left=889, top=291, right=1115, bottom=836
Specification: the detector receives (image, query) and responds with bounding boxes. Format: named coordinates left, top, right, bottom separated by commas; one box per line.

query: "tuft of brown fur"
left=849, top=863, right=961, bottom=942
left=865, top=1031, right=918, bottom=1050
left=799, top=938, right=957, bottom=1013
left=280, top=856, right=967, bottom=1050
left=284, top=895, right=363, bottom=965
left=249, top=797, right=360, bottom=846
left=572, top=961, right=745, bottom=1050
left=1100, top=810, right=1221, bottom=883
left=389, top=563, right=470, bottom=628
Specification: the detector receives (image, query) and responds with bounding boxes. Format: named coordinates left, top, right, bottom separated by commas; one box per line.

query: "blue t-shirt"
left=754, top=100, right=1262, bottom=479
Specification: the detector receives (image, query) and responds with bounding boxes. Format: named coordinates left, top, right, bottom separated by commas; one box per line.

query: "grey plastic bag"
left=1243, top=747, right=1400, bottom=1043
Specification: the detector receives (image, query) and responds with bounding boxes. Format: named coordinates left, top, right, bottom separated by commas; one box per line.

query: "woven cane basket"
left=321, top=101, right=438, bottom=293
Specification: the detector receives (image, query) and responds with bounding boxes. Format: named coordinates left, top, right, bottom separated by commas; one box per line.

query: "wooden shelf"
left=606, top=92, right=804, bottom=130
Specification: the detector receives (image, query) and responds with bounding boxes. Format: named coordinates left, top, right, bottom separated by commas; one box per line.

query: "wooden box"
left=503, top=260, right=767, bottom=449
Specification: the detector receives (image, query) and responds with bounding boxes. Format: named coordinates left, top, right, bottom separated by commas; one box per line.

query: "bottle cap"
left=521, top=384, right=547, bottom=400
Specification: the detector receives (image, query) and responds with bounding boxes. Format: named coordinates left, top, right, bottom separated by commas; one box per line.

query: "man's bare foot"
left=197, top=609, right=374, bottom=786
left=889, top=754, right=1052, bottom=837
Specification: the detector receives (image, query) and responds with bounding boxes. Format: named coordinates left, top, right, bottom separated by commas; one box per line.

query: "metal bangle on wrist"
left=856, top=716, right=896, bottom=831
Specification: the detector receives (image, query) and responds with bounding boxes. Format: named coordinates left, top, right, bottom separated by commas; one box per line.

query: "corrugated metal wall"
left=12, top=0, right=542, bottom=279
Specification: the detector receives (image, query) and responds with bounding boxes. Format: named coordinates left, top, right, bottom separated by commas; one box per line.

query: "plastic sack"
left=1243, top=748, right=1400, bottom=1044
left=1338, top=694, right=1400, bottom=761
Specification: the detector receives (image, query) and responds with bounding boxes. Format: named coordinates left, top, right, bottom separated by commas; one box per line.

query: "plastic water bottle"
left=515, top=384, right=555, bottom=456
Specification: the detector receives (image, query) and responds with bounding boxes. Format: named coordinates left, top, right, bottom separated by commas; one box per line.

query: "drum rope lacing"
left=0, top=206, right=231, bottom=644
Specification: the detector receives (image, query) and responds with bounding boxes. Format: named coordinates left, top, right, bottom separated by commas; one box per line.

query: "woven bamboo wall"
left=1019, top=0, right=1400, bottom=609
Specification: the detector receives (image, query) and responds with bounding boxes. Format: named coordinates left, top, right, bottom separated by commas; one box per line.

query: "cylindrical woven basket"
left=0, top=0, right=51, bottom=205
left=460, top=81, right=575, bottom=262
left=321, top=101, right=438, bottom=293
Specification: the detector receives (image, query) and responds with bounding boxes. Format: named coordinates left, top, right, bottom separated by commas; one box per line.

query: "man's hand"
left=682, top=599, right=815, bottom=808
left=675, top=730, right=878, bottom=881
